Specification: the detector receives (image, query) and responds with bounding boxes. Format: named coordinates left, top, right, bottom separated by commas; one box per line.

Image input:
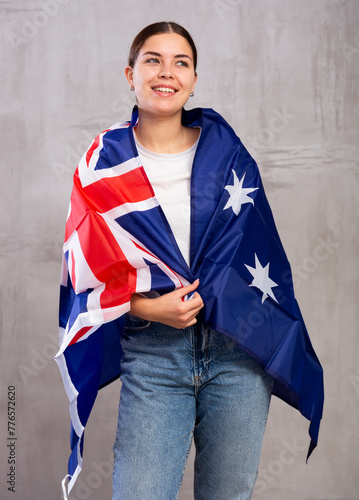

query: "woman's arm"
left=129, top=279, right=204, bottom=329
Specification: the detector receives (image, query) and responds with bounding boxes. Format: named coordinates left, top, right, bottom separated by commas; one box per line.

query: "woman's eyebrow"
left=174, top=54, right=193, bottom=61
left=142, top=51, right=162, bottom=58
left=142, top=51, right=193, bottom=61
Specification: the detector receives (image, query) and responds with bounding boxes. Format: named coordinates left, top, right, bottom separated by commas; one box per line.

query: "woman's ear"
left=124, top=66, right=134, bottom=87
left=191, top=72, right=198, bottom=94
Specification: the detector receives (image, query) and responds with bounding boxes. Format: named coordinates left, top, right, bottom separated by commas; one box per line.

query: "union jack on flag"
left=56, top=106, right=324, bottom=497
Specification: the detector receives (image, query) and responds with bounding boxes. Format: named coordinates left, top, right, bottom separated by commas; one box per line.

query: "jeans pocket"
left=123, top=313, right=152, bottom=333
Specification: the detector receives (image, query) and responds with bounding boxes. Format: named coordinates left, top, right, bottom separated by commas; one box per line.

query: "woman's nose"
left=158, top=63, right=174, bottom=79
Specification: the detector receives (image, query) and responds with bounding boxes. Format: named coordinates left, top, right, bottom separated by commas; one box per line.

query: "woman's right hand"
left=129, top=279, right=204, bottom=329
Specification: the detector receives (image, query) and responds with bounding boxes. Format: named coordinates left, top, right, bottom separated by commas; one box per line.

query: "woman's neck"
left=135, top=109, right=199, bottom=154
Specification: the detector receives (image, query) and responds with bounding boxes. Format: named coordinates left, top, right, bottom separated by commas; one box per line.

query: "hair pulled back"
left=128, top=21, right=197, bottom=71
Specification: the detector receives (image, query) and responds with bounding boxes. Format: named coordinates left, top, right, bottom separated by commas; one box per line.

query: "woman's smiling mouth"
left=152, top=86, right=177, bottom=94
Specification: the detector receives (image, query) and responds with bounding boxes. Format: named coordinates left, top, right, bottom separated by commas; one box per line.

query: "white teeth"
left=153, top=87, right=176, bottom=93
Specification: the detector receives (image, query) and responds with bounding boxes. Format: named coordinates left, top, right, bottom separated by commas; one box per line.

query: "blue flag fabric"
left=56, top=105, right=324, bottom=496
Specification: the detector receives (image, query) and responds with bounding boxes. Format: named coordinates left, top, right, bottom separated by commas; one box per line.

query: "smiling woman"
left=124, top=27, right=199, bottom=153
left=57, top=20, right=323, bottom=500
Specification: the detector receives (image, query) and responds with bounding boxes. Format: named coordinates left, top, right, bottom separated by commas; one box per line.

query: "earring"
left=130, top=86, right=135, bottom=91
left=190, top=92, right=194, bottom=97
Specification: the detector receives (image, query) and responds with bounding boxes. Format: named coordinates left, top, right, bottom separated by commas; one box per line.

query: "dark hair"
left=128, top=21, right=197, bottom=71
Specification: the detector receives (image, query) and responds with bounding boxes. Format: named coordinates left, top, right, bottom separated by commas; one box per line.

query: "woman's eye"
left=176, top=60, right=189, bottom=67
left=146, top=57, right=159, bottom=63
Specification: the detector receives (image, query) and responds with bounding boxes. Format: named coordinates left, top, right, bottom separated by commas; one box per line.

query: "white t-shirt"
left=134, top=132, right=200, bottom=266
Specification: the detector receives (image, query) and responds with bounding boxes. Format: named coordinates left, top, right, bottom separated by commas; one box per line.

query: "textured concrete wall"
left=1, top=1, right=358, bottom=499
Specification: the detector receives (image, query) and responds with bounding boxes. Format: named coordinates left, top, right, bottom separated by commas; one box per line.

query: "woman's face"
left=125, top=33, right=197, bottom=119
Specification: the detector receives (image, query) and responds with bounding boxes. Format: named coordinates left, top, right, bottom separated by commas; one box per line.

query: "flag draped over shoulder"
left=55, top=105, right=324, bottom=497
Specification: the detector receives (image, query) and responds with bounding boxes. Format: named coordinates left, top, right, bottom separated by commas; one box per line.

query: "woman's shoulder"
left=184, top=107, right=238, bottom=139
left=101, top=120, right=132, bottom=140
left=78, top=119, right=135, bottom=174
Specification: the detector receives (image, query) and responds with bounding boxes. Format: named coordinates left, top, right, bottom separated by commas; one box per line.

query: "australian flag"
left=56, top=105, right=324, bottom=497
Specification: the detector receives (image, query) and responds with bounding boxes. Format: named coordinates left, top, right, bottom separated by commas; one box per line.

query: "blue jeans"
left=113, top=317, right=273, bottom=500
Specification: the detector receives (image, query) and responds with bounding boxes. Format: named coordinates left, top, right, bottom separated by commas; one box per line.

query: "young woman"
left=57, top=21, right=323, bottom=500
left=114, top=24, right=273, bottom=499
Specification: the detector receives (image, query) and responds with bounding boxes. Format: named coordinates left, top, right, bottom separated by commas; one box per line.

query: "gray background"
left=1, top=0, right=358, bottom=499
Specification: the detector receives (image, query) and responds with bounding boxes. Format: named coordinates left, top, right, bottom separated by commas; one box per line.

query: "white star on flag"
left=245, top=253, right=278, bottom=304
left=223, top=170, right=259, bottom=216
